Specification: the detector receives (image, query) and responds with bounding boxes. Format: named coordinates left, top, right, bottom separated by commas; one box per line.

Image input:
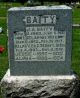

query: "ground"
left=0, top=2, right=80, bottom=98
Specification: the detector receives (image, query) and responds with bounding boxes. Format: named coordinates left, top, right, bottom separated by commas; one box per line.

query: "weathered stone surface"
left=8, top=6, right=72, bottom=75
left=1, top=69, right=80, bottom=98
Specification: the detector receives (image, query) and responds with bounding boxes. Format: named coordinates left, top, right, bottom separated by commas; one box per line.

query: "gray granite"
left=8, top=5, right=72, bottom=11
left=8, top=5, right=72, bottom=75
left=1, top=69, right=80, bottom=98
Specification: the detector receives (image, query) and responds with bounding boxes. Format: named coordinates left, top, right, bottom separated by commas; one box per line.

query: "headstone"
left=1, top=6, right=79, bottom=98
left=8, top=5, right=72, bottom=75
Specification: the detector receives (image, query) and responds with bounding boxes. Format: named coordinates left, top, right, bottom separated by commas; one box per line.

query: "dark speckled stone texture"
left=8, top=6, right=72, bottom=75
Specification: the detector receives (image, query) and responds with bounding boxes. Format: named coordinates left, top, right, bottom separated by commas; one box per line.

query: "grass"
left=0, top=18, right=7, bottom=32
left=0, top=18, right=7, bottom=58
left=0, top=34, right=8, bottom=57
left=73, top=7, right=80, bottom=24
left=0, top=8, right=7, bottom=17
left=72, top=28, right=80, bottom=76
left=0, top=57, right=8, bottom=79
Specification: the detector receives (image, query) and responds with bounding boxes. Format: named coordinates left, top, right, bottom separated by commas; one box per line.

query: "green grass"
left=0, top=18, right=7, bottom=58
left=0, top=18, right=7, bottom=32
left=72, top=28, right=80, bottom=76
left=0, top=2, right=22, bottom=17
left=0, top=8, right=7, bottom=17
left=0, top=57, right=8, bottom=80
left=0, top=35, right=8, bottom=57
left=73, top=7, right=80, bottom=24
left=12, top=2, right=23, bottom=7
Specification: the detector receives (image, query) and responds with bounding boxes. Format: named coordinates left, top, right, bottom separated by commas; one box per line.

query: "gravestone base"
left=1, top=69, right=80, bottom=98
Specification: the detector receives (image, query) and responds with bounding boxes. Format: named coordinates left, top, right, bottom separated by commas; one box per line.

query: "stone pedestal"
left=0, top=69, right=80, bottom=98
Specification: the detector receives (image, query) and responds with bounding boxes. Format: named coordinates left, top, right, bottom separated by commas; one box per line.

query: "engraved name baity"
left=23, top=15, right=56, bottom=25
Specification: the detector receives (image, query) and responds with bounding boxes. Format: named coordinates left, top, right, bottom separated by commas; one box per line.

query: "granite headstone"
left=8, top=5, right=72, bottom=75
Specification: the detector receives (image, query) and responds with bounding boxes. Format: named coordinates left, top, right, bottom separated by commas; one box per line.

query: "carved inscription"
left=23, top=15, right=56, bottom=24
left=14, top=26, right=66, bottom=61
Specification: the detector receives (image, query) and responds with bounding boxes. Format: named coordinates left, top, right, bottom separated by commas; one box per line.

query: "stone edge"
left=1, top=69, right=76, bottom=83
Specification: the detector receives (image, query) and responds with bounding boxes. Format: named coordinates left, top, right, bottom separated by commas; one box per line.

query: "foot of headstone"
left=1, top=69, right=80, bottom=98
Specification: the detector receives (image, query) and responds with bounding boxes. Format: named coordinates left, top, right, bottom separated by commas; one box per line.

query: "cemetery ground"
left=0, top=2, right=80, bottom=97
